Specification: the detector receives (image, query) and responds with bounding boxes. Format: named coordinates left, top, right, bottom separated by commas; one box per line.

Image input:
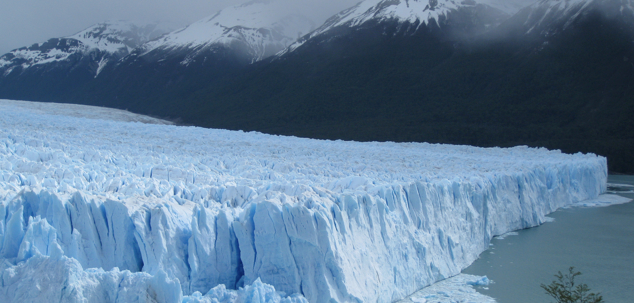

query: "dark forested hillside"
left=148, top=12, right=634, bottom=173
left=1, top=4, right=633, bottom=173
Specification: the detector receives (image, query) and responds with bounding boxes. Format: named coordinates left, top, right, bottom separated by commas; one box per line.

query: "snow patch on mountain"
left=0, top=58, right=9, bottom=69
left=0, top=41, right=83, bottom=70
left=66, top=20, right=165, bottom=54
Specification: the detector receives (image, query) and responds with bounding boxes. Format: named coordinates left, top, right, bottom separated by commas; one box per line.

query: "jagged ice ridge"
left=0, top=99, right=606, bottom=302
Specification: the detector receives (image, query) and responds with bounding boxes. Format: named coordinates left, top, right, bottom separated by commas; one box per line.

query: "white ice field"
left=0, top=99, right=608, bottom=302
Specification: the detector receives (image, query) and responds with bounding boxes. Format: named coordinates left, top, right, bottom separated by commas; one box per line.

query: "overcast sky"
left=0, top=0, right=359, bottom=55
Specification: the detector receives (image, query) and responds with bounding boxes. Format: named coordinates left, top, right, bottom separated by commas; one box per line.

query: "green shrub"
left=541, top=267, right=603, bottom=303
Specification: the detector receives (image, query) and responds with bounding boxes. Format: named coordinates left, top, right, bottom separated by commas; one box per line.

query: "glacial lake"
left=462, top=175, right=634, bottom=303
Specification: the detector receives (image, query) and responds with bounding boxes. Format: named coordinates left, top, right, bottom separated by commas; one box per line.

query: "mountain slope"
left=0, top=21, right=166, bottom=101
left=0, top=21, right=164, bottom=78
left=521, top=0, right=634, bottom=34
left=1, top=0, right=633, bottom=174
left=137, top=0, right=314, bottom=64
left=160, top=0, right=634, bottom=173
left=73, top=0, right=316, bottom=115
left=0, top=0, right=316, bottom=112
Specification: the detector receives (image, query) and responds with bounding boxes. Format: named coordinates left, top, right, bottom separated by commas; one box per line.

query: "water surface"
left=462, top=175, right=634, bottom=302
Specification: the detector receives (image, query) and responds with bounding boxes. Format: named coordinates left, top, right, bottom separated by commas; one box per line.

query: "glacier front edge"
left=0, top=99, right=607, bottom=302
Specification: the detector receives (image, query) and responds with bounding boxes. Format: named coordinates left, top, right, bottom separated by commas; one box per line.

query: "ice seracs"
left=0, top=99, right=607, bottom=302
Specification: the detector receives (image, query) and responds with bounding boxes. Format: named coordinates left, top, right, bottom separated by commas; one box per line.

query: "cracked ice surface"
left=0, top=99, right=606, bottom=302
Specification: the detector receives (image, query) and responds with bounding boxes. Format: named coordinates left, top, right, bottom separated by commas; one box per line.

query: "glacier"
left=0, top=99, right=607, bottom=302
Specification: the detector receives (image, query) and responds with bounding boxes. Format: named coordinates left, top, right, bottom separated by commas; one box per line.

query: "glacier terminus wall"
left=0, top=100, right=607, bottom=302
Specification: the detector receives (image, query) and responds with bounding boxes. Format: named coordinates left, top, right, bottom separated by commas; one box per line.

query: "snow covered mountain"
left=0, top=21, right=166, bottom=78
left=130, top=0, right=315, bottom=65
left=0, top=0, right=315, bottom=108
left=317, top=0, right=527, bottom=29
left=283, top=0, right=530, bottom=53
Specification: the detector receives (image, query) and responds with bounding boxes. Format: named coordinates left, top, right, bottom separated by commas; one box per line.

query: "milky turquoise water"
left=462, top=175, right=634, bottom=303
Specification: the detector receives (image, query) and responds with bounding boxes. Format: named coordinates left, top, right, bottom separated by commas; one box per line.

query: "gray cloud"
left=0, top=0, right=360, bottom=54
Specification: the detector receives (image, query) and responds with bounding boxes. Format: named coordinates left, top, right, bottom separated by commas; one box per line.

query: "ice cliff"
left=0, top=99, right=607, bottom=302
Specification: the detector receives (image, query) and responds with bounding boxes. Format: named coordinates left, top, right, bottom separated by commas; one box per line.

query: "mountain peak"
left=0, top=21, right=168, bottom=75
left=138, top=0, right=315, bottom=63
left=67, top=20, right=167, bottom=53
left=281, top=0, right=530, bottom=55
left=314, top=0, right=530, bottom=31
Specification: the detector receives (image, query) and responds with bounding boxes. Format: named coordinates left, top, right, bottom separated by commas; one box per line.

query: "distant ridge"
left=0, top=21, right=165, bottom=78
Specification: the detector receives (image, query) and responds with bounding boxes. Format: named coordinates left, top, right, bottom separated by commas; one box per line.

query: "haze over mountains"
left=0, top=0, right=361, bottom=55
left=1, top=0, right=633, bottom=173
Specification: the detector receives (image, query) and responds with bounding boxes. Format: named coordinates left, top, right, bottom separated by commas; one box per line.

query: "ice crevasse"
left=0, top=100, right=607, bottom=302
